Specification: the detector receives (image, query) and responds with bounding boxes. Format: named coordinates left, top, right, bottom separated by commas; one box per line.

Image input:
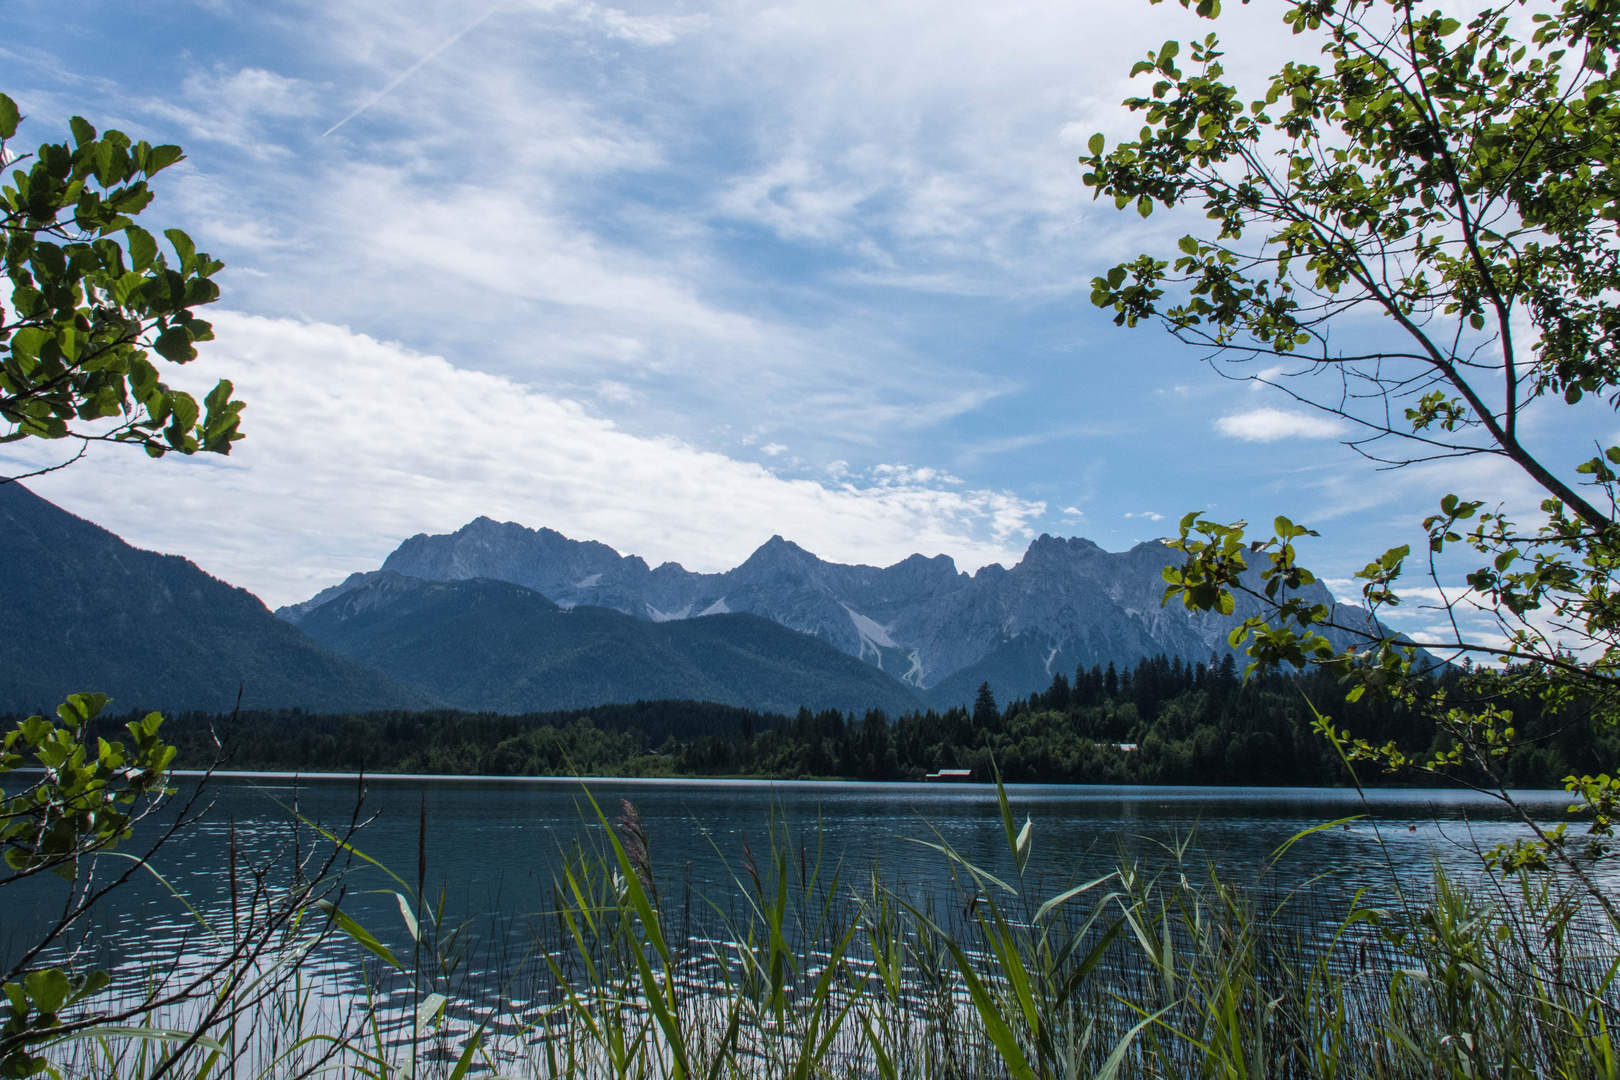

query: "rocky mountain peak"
left=737, top=535, right=821, bottom=575
left=1017, top=533, right=1106, bottom=570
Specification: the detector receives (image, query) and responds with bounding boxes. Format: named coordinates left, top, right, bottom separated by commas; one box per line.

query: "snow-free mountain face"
left=293, top=572, right=925, bottom=716
left=277, top=519, right=1387, bottom=706
left=0, top=483, right=428, bottom=713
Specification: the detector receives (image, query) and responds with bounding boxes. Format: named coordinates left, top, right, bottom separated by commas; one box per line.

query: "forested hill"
left=145, top=657, right=1611, bottom=787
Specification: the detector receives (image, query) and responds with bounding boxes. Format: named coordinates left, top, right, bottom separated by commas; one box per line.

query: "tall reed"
left=35, top=778, right=1620, bottom=1079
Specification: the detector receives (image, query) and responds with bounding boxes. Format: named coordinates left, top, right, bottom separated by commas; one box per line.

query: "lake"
left=10, top=772, right=1604, bottom=984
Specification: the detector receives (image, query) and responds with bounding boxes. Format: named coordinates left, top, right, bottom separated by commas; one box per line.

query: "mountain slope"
left=294, top=573, right=923, bottom=715
left=0, top=484, right=428, bottom=714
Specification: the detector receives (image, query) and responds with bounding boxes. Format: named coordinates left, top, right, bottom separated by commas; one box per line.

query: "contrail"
left=322, top=6, right=502, bottom=138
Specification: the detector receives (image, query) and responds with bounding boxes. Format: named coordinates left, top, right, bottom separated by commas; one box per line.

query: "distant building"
left=924, top=768, right=973, bottom=782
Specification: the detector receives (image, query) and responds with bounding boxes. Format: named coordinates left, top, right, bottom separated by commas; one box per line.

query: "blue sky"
left=5, top=0, right=1609, bottom=646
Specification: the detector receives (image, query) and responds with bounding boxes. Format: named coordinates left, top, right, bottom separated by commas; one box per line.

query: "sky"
left=4, top=0, right=1613, bottom=646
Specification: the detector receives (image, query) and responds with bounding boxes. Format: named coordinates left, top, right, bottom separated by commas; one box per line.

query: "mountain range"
left=1, top=483, right=1390, bottom=717
left=0, top=485, right=925, bottom=715
left=277, top=514, right=1390, bottom=707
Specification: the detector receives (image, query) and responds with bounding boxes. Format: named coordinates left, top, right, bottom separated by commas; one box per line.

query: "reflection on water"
left=9, top=774, right=1602, bottom=990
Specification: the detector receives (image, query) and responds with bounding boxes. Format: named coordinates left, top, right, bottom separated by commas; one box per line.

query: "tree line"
left=135, top=654, right=1614, bottom=787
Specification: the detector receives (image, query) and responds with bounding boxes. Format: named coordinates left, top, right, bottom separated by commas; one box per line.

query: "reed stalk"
left=28, top=778, right=1620, bottom=1080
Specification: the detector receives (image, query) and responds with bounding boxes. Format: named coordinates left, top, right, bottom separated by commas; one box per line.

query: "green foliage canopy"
left=1081, top=0, right=1620, bottom=894
left=0, top=92, right=241, bottom=468
left=0, top=94, right=243, bottom=1076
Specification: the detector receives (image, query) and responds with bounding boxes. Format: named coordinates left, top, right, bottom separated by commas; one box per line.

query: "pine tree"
left=972, top=682, right=998, bottom=727
left=1046, top=673, right=1070, bottom=711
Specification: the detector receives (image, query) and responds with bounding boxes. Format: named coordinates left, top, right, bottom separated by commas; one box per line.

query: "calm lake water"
left=7, top=774, right=1607, bottom=981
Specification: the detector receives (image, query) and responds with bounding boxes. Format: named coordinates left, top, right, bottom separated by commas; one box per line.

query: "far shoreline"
left=167, top=769, right=1572, bottom=805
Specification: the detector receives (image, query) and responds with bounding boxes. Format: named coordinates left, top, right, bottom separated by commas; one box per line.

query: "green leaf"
left=69, top=116, right=97, bottom=148
left=164, top=228, right=196, bottom=270
left=316, top=900, right=401, bottom=969
left=447, top=1028, right=485, bottom=1080
left=1095, top=1007, right=1171, bottom=1080
left=0, top=93, right=19, bottom=140
left=154, top=327, right=197, bottom=363
left=64, top=970, right=110, bottom=1007
left=57, top=693, right=109, bottom=726
left=145, top=145, right=184, bottom=175
left=1033, top=872, right=1116, bottom=923
left=415, top=991, right=446, bottom=1032
left=203, top=379, right=234, bottom=413
left=394, top=891, right=419, bottom=941
left=993, top=767, right=1023, bottom=874
left=24, top=968, right=70, bottom=1015
left=944, top=936, right=1037, bottom=1080
left=1267, top=815, right=1365, bottom=868
left=858, top=1013, right=897, bottom=1080
left=168, top=391, right=199, bottom=435
left=42, top=1025, right=227, bottom=1054
left=125, top=226, right=158, bottom=273
left=1088, top=132, right=1105, bottom=156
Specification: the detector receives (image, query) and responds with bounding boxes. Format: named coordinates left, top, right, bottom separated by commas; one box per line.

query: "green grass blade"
left=1035, top=872, right=1119, bottom=924
left=1266, top=816, right=1366, bottom=870
left=1093, top=1005, right=1170, bottom=1080
left=316, top=899, right=401, bottom=970
left=446, top=1025, right=483, bottom=1080
left=43, top=1025, right=228, bottom=1053
left=944, top=933, right=1037, bottom=1080
left=858, top=1012, right=898, bottom=1080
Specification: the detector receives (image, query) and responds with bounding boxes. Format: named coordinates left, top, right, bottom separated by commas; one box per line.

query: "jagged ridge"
left=280, top=519, right=1389, bottom=707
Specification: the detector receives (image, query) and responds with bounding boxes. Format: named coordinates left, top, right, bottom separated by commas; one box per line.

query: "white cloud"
left=760, top=442, right=788, bottom=456
left=1215, top=408, right=1350, bottom=443
left=870, top=464, right=962, bottom=486
left=684, top=0, right=1281, bottom=292
left=144, top=68, right=319, bottom=158
left=9, top=0, right=1473, bottom=597
left=717, top=153, right=878, bottom=243
left=9, top=314, right=1044, bottom=606
left=593, top=380, right=638, bottom=403
left=1123, top=510, right=1164, bottom=521
left=577, top=4, right=711, bottom=46
left=1063, top=506, right=1082, bottom=516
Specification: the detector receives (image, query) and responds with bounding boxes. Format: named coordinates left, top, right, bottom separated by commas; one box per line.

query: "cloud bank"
left=12, top=314, right=1045, bottom=606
